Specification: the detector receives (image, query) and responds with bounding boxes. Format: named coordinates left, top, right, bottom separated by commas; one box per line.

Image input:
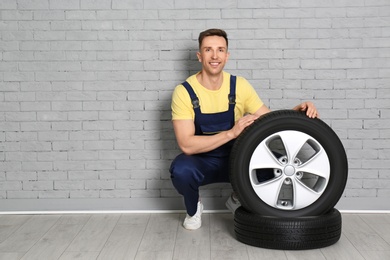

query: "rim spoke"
left=252, top=178, right=284, bottom=207
left=293, top=180, right=322, bottom=209
left=249, top=142, right=280, bottom=170
left=298, top=149, right=330, bottom=179
left=279, top=131, right=309, bottom=162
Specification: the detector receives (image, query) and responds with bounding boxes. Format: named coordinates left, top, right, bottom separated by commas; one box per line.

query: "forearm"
left=173, top=115, right=258, bottom=155
left=178, top=130, right=235, bottom=155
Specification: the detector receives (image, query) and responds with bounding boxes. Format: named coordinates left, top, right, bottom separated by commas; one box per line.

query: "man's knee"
left=170, top=154, right=202, bottom=187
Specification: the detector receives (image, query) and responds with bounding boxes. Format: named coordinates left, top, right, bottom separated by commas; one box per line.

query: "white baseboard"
left=0, top=197, right=389, bottom=214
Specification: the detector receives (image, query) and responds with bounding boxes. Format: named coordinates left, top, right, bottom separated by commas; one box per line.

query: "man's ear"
left=196, top=52, right=202, bottom=62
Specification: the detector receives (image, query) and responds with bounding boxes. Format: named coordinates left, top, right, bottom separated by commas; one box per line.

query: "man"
left=170, top=29, right=318, bottom=230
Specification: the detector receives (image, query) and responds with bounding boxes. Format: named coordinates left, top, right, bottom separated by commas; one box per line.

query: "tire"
left=234, top=207, right=342, bottom=250
left=229, top=110, right=348, bottom=217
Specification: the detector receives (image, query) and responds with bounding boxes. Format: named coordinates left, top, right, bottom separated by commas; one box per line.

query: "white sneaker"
left=225, top=193, right=241, bottom=213
left=183, top=201, right=203, bottom=230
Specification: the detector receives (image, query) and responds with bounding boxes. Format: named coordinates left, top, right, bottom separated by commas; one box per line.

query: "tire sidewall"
left=234, top=207, right=342, bottom=250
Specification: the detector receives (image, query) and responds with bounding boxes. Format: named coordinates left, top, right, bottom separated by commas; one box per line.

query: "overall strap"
left=181, top=81, right=201, bottom=116
left=228, top=75, right=237, bottom=109
left=228, top=75, right=237, bottom=127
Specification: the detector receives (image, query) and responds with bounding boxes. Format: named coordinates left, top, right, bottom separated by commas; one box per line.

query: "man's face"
left=197, top=36, right=229, bottom=76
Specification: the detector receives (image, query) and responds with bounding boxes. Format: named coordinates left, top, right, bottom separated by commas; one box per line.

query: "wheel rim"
left=248, top=130, right=330, bottom=210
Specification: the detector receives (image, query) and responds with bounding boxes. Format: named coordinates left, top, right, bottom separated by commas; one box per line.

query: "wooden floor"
left=0, top=212, right=389, bottom=260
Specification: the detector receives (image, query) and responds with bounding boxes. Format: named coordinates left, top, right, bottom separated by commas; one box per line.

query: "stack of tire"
left=229, top=110, right=348, bottom=250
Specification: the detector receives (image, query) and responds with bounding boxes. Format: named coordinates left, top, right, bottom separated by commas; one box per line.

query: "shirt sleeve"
left=171, top=84, right=195, bottom=120
left=239, top=77, right=264, bottom=114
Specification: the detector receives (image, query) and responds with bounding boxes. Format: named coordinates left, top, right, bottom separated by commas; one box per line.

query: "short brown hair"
left=198, top=28, right=228, bottom=50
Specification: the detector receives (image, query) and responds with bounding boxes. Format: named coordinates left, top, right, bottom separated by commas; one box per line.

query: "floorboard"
left=0, top=212, right=388, bottom=260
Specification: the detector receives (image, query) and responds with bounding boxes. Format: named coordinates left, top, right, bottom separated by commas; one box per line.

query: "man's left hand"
left=294, top=101, right=318, bottom=118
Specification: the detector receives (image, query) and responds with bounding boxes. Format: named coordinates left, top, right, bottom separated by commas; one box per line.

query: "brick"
left=49, top=0, right=80, bottom=9
left=116, top=180, right=146, bottom=189
left=2, top=11, right=32, bottom=20
left=23, top=181, right=53, bottom=191
left=51, top=21, right=81, bottom=31
left=4, top=72, right=35, bottom=82
left=284, top=8, right=314, bottom=18
left=70, top=190, right=99, bottom=198
left=189, top=9, right=220, bottom=20
left=69, top=171, right=99, bottom=180
left=99, top=151, right=129, bottom=160
left=54, top=161, right=84, bottom=171
left=131, top=190, right=160, bottom=198
left=0, top=162, right=22, bottom=172
left=69, top=131, right=99, bottom=140
left=38, top=151, right=67, bottom=162
left=0, top=21, right=18, bottom=31
left=98, top=170, right=129, bottom=180
left=237, top=0, right=268, bottom=8
left=2, top=31, right=33, bottom=41
left=38, top=131, right=69, bottom=141
left=68, top=151, right=98, bottom=161
left=0, top=0, right=16, bottom=9
left=81, top=0, right=111, bottom=9
left=7, top=191, right=39, bottom=199
left=6, top=132, right=37, bottom=142
left=84, top=140, right=113, bottom=150
left=300, top=39, right=331, bottom=49
left=55, top=181, right=84, bottom=190
left=99, top=111, right=129, bottom=120
left=6, top=171, right=37, bottom=181
left=97, top=10, right=127, bottom=20
left=81, top=21, right=112, bottom=30
left=37, top=112, right=67, bottom=122
left=19, top=21, right=51, bottom=31
left=100, top=189, right=130, bottom=198
left=116, top=159, right=145, bottom=170
left=85, top=160, right=116, bottom=170
left=85, top=180, right=115, bottom=190
left=286, top=29, right=317, bottom=39
left=51, top=122, right=82, bottom=131
left=6, top=151, right=37, bottom=162
left=33, top=10, right=65, bottom=20
left=270, top=19, right=300, bottom=28
left=39, top=191, right=69, bottom=199
left=66, top=11, right=96, bottom=20
left=22, top=162, right=53, bottom=171
left=18, top=0, right=49, bottom=9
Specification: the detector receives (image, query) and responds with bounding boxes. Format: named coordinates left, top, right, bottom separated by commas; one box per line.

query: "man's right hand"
left=228, top=114, right=258, bottom=139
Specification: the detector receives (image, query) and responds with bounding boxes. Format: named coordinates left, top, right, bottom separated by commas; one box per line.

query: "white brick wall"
left=0, top=0, right=389, bottom=211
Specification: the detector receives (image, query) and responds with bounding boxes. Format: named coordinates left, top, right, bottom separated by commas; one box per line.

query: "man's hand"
left=293, top=101, right=318, bottom=118
left=228, top=114, right=258, bottom=139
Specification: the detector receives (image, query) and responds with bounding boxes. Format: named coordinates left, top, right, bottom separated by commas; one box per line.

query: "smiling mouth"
left=210, top=62, right=220, bottom=67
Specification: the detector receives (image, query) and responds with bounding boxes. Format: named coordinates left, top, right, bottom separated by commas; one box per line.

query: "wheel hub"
left=284, top=165, right=295, bottom=176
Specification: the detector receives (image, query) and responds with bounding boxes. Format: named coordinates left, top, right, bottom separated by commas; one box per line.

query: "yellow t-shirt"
left=171, top=71, right=264, bottom=121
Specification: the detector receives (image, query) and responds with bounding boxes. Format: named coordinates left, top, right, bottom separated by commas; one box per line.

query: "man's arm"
left=253, top=104, right=271, bottom=117
left=173, top=103, right=318, bottom=156
left=254, top=102, right=318, bottom=118
left=173, top=114, right=258, bottom=155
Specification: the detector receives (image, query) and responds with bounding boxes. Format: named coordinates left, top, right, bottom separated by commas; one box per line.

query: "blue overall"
left=170, top=75, right=237, bottom=216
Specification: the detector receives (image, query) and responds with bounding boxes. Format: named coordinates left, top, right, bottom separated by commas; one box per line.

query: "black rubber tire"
left=234, top=207, right=342, bottom=250
left=229, top=110, right=348, bottom=217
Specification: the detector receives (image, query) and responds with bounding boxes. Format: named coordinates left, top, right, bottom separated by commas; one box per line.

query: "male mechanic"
left=170, top=28, right=318, bottom=230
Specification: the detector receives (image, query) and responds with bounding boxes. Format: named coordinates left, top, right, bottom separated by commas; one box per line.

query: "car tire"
left=229, top=110, right=348, bottom=217
left=234, top=207, right=342, bottom=250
